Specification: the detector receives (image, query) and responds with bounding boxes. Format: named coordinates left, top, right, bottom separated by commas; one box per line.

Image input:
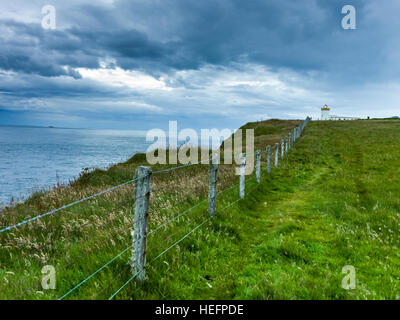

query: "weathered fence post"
left=292, top=129, right=295, bottom=145
left=287, top=135, right=290, bottom=153
left=132, top=166, right=151, bottom=282
left=239, top=153, right=246, bottom=199
left=267, top=145, right=271, bottom=174
left=293, top=128, right=296, bottom=143
left=288, top=133, right=292, bottom=151
left=208, top=155, right=218, bottom=216
left=274, top=143, right=279, bottom=167
left=281, top=139, right=284, bottom=160
left=256, top=150, right=261, bottom=184
left=285, top=136, right=289, bottom=156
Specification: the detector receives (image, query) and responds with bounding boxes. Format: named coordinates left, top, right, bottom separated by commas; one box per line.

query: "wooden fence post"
left=208, top=155, right=218, bottom=216
left=292, top=129, right=295, bottom=145
left=132, top=166, right=151, bottom=282
left=239, top=153, right=246, bottom=199
left=256, top=150, right=261, bottom=184
left=285, top=136, right=289, bottom=156
left=281, top=139, right=284, bottom=160
left=267, top=145, right=271, bottom=174
left=288, top=133, right=292, bottom=151
left=274, top=143, right=279, bottom=167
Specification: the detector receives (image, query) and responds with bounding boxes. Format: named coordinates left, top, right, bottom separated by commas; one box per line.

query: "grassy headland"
left=1, top=119, right=399, bottom=300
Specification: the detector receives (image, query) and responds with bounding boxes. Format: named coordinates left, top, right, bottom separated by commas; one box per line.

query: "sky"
left=0, top=0, right=399, bottom=130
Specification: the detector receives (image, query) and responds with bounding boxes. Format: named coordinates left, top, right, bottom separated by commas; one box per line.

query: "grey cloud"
left=0, top=0, right=399, bottom=129
left=0, top=0, right=397, bottom=83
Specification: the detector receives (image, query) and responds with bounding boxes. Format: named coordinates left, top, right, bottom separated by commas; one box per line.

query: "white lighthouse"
left=321, top=105, right=330, bottom=120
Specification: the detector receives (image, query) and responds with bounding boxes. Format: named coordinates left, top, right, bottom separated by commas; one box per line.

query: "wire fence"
left=0, top=117, right=311, bottom=300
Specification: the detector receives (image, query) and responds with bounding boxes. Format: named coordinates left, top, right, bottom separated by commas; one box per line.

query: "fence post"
left=132, top=166, right=151, bottom=282
left=292, top=129, right=295, bottom=145
left=281, top=139, right=284, bottom=160
left=285, top=136, right=289, bottom=156
left=208, top=155, right=218, bottom=216
left=256, top=150, right=261, bottom=184
left=267, top=145, right=271, bottom=174
left=274, top=143, right=279, bottom=167
left=288, top=133, right=292, bottom=151
left=239, top=153, right=246, bottom=199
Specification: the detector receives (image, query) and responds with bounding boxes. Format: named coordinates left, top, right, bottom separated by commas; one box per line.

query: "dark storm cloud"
left=0, top=0, right=385, bottom=79
left=74, top=0, right=387, bottom=81
left=0, top=0, right=399, bottom=128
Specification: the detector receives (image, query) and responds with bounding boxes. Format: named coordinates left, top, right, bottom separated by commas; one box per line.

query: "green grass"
left=1, top=119, right=400, bottom=300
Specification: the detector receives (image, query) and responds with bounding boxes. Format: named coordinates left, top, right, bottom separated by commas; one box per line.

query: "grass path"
left=233, top=121, right=400, bottom=300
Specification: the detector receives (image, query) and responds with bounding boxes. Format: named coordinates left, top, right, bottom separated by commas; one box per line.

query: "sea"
left=0, top=125, right=152, bottom=207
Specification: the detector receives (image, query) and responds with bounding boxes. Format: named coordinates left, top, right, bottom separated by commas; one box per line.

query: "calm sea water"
left=0, top=126, right=151, bottom=206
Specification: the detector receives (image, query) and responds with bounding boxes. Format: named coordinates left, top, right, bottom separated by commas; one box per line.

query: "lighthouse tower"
left=321, top=105, right=330, bottom=120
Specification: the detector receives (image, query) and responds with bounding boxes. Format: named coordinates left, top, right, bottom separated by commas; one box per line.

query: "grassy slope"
left=129, top=120, right=400, bottom=300
left=1, top=119, right=400, bottom=300
left=0, top=119, right=299, bottom=300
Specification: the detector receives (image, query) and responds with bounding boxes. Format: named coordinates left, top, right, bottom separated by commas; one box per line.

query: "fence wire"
left=0, top=178, right=139, bottom=234
left=1, top=117, right=310, bottom=300
left=108, top=216, right=212, bottom=300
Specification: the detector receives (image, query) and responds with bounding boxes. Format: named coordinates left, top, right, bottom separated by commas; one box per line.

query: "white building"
left=321, top=105, right=330, bottom=120
left=320, top=105, right=359, bottom=120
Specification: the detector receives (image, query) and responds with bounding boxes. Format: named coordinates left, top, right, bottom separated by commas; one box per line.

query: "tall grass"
left=0, top=119, right=299, bottom=300
left=4, top=119, right=397, bottom=300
